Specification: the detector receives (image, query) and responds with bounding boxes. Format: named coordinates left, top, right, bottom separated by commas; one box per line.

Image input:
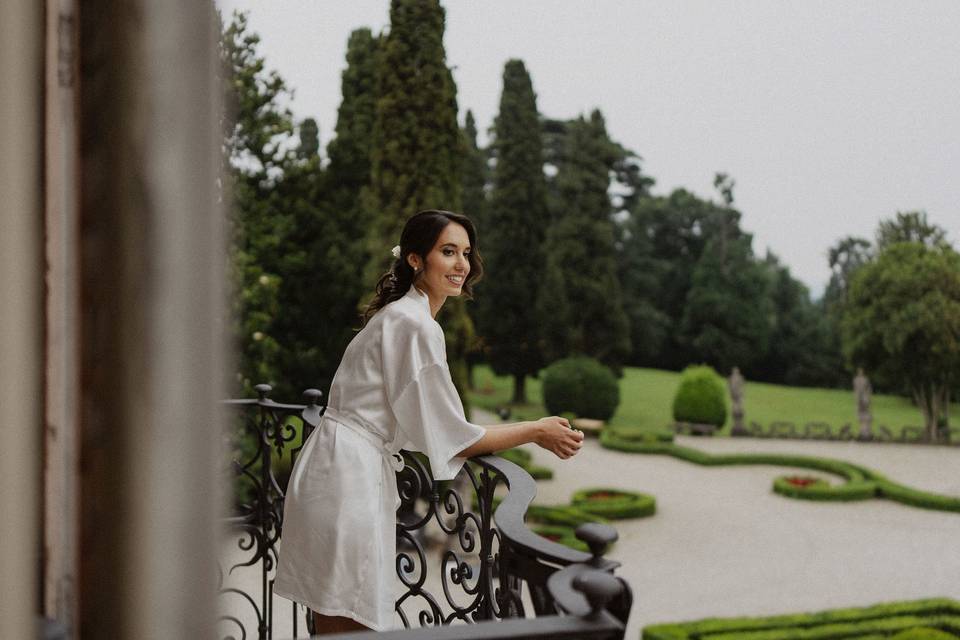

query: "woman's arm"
left=457, top=417, right=584, bottom=460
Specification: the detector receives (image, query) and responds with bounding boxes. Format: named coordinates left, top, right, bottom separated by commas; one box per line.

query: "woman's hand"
left=533, top=416, right=584, bottom=459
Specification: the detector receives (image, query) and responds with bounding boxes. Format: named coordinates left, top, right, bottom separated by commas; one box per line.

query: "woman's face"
left=410, top=222, right=471, bottom=306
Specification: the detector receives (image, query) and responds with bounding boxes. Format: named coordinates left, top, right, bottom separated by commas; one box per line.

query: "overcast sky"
left=216, top=0, right=959, bottom=294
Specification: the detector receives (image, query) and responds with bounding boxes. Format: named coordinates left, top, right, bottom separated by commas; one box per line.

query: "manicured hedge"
left=600, top=429, right=960, bottom=514
left=642, top=598, right=960, bottom=640
left=542, top=356, right=620, bottom=421
left=604, top=426, right=675, bottom=443
left=571, top=487, right=656, bottom=519
left=526, top=489, right=657, bottom=551
left=672, top=365, right=727, bottom=428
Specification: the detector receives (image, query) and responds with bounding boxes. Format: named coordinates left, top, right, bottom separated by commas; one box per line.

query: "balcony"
left=219, top=386, right=633, bottom=639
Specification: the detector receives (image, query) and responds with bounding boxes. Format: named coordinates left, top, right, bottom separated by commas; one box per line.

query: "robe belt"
left=323, top=407, right=405, bottom=473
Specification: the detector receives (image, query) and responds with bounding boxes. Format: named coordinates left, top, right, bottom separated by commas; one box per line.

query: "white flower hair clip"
left=391, top=245, right=401, bottom=259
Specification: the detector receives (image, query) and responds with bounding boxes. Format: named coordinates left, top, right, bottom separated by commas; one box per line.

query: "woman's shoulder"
left=377, top=296, right=443, bottom=341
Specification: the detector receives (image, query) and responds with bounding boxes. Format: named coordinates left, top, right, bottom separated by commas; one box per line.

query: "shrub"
left=672, top=365, right=727, bottom=428
left=571, top=488, right=656, bottom=519
left=542, top=356, right=620, bottom=421
left=642, top=598, right=960, bottom=640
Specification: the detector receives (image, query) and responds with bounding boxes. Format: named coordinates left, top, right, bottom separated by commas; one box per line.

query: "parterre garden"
left=476, top=361, right=960, bottom=638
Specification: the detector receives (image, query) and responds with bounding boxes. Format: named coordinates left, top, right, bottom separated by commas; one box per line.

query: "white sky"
left=216, top=0, right=960, bottom=295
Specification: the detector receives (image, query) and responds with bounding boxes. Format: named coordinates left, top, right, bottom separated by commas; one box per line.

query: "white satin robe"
left=273, top=285, right=485, bottom=631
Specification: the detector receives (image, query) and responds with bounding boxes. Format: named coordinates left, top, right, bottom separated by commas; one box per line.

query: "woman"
left=274, top=210, right=584, bottom=634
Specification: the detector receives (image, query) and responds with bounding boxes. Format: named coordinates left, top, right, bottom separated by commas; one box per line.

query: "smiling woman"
left=362, top=210, right=485, bottom=323
left=273, top=209, right=585, bottom=634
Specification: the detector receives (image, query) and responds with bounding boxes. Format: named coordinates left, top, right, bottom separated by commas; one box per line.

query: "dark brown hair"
left=361, top=210, right=483, bottom=326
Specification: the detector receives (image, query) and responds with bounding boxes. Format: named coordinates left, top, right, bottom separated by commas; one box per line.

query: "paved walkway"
left=520, top=432, right=960, bottom=639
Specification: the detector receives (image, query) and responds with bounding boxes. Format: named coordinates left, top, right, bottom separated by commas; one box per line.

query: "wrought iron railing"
left=218, top=386, right=632, bottom=640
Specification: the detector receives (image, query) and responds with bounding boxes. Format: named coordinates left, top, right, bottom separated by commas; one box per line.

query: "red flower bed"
left=785, top=476, right=820, bottom=487
left=586, top=491, right=621, bottom=500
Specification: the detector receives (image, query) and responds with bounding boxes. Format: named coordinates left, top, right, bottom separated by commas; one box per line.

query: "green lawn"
left=468, top=365, right=957, bottom=434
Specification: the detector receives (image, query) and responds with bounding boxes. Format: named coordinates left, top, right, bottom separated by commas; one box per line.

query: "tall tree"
left=220, top=11, right=297, bottom=395
left=680, top=233, right=774, bottom=375
left=326, top=28, right=379, bottom=216
left=540, top=110, right=631, bottom=370
left=619, top=188, right=724, bottom=370
left=824, top=236, right=873, bottom=308
left=460, top=110, right=489, bottom=389
left=461, top=110, right=488, bottom=233
left=477, top=60, right=549, bottom=402
left=368, top=0, right=473, bottom=410
left=843, top=242, right=960, bottom=440
left=679, top=179, right=774, bottom=375
left=276, top=26, right=384, bottom=396
left=756, top=252, right=840, bottom=385
left=297, top=117, right=320, bottom=160
left=875, top=210, right=948, bottom=251
left=616, top=198, right=671, bottom=365
left=368, top=0, right=463, bottom=271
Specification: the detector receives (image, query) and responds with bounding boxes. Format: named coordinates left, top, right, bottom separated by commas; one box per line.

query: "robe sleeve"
left=382, top=315, right=485, bottom=481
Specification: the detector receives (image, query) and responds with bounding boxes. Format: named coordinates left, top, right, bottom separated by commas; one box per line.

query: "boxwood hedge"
left=600, top=429, right=960, bottom=513
left=642, top=598, right=960, bottom=640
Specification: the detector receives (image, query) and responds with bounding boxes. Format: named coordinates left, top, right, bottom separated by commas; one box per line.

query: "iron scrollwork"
left=217, top=386, right=631, bottom=640
left=394, top=452, right=517, bottom=628
left=218, top=386, right=323, bottom=640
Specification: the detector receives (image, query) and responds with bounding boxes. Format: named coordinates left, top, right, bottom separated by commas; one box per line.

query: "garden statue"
left=729, top=367, right=746, bottom=435
left=854, top=368, right=873, bottom=440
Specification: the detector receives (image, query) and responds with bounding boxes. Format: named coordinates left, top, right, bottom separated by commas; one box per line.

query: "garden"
left=469, top=356, right=960, bottom=639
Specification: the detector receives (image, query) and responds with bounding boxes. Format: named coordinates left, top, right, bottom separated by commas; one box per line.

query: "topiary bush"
left=672, top=365, right=727, bottom=428
left=542, top=356, right=620, bottom=421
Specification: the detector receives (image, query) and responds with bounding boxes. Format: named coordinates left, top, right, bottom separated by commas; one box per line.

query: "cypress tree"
left=261, top=28, right=383, bottom=398
left=461, top=109, right=488, bottom=389
left=327, top=28, right=378, bottom=215
left=369, top=0, right=473, bottom=411
left=369, top=0, right=463, bottom=272
left=461, top=110, right=488, bottom=237
left=478, top=59, right=549, bottom=403
left=297, top=117, right=319, bottom=160
left=540, top=110, right=631, bottom=370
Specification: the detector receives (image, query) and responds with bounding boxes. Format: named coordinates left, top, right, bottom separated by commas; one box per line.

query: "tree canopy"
left=843, top=242, right=960, bottom=439
left=540, top=111, right=631, bottom=370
